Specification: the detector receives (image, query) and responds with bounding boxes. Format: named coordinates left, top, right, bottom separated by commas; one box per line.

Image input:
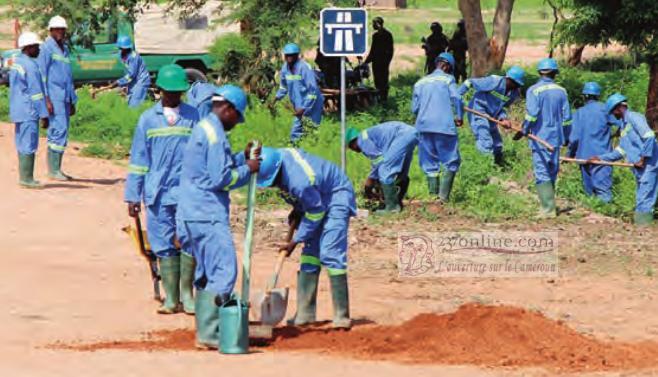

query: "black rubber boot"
left=329, top=274, right=351, bottom=329
left=494, top=152, right=505, bottom=167
left=396, top=175, right=410, bottom=208
left=287, top=270, right=319, bottom=326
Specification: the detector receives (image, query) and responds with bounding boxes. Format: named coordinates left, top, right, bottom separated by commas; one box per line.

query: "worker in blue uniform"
left=105, top=35, right=151, bottom=107
left=9, top=32, right=49, bottom=188
left=345, top=122, right=418, bottom=213
left=38, top=15, right=78, bottom=181
left=257, top=147, right=356, bottom=329
left=567, top=82, right=613, bottom=202
left=458, top=66, right=525, bottom=166
left=186, top=81, right=217, bottom=119
left=274, top=43, right=324, bottom=143
left=124, top=65, right=199, bottom=317
left=519, top=58, right=572, bottom=218
left=412, top=52, right=463, bottom=202
left=589, top=93, right=658, bottom=226
left=176, top=85, right=260, bottom=350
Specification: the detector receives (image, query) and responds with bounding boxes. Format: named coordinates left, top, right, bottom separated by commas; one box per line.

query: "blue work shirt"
left=116, top=51, right=151, bottom=89
left=601, top=110, right=658, bottom=171
left=412, top=67, right=463, bottom=135
left=357, top=121, right=417, bottom=179
left=458, top=75, right=520, bottom=119
left=277, top=149, right=356, bottom=244
left=124, top=102, right=200, bottom=206
left=38, top=36, right=77, bottom=107
left=176, top=113, right=252, bottom=222
left=186, top=82, right=216, bottom=119
left=568, top=100, right=612, bottom=159
left=275, top=59, right=323, bottom=114
left=522, top=77, right=572, bottom=148
left=9, top=53, right=48, bottom=123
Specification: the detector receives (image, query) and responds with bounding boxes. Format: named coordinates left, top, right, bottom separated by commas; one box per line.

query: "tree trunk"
left=567, top=44, right=585, bottom=67
left=647, top=61, right=658, bottom=129
left=459, top=0, right=514, bottom=77
left=490, top=0, right=514, bottom=69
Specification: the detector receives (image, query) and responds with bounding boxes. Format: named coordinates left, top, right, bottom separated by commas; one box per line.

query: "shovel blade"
left=251, top=287, right=289, bottom=326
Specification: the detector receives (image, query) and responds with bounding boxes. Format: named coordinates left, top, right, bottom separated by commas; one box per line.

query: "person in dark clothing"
left=364, top=17, right=394, bottom=101
left=449, top=19, right=469, bottom=83
left=422, top=22, right=450, bottom=74
left=315, top=42, right=341, bottom=89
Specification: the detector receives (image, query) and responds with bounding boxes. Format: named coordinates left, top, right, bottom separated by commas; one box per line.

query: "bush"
left=209, top=33, right=257, bottom=83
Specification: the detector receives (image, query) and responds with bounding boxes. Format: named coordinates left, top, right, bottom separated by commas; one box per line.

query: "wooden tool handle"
left=560, top=157, right=635, bottom=168
left=464, top=107, right=555, bottom=152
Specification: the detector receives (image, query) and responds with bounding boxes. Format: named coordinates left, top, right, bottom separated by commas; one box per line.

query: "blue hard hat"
left=257, top=147, right=283, bottom=188
left=434, top=52, right=455, bottom=68
left=606, top=93, right=628, bottom=114
left=283, top=43, right=300, bottom=55
left=505, top=65, right=525, bottom=86
left=537, top=58, right=559, bottom=72
left=582, top=82, right=602, bottom=96
left=214, top=85, right=248, bottom=122
left=116, top=35, right=133, bottom=49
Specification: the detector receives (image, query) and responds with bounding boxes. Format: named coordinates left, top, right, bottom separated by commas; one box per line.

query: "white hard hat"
left=18, top=32, right=42, bottom=48
left=48, top=15, right=68, bottom=29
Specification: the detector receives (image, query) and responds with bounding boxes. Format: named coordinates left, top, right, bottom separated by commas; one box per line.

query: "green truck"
left=1, top=5, right=236, bottom=86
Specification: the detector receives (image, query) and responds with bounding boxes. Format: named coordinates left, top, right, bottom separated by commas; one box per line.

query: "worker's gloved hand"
left=586, top=156, right=601, bottom=165
left=46, top=98, right=54, bottom=115
left=287, top=209, right=303, bottom=227
left=128, top=202, right=141, bottom=218
left=634, top=157, right=646, bottom=169
left=454, top=119, right=463, bottom=127
left=278, top=240, right=299, bottom=257
left=294, top=108, right=305, bottom=118
left=246, top=158, right=261, bottom=173
left=69, top=104, right=76, bottom=116
left=40, top=118, right=49, bottom=129
left=499, top=119, right=513, bottom=129
left=244, top=141, right=262, bottom=159
left=512, top=131, right=525, bottom=141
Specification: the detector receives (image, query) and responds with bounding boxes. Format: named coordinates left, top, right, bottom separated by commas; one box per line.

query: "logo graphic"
left=320, top=8, right=368, bottom=56
left=398, top=235, right=435, bottom=276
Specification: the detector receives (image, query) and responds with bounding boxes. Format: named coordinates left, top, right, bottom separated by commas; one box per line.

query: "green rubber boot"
left=47, top=148, right=70, bottom=181
left=195, top=289, right=219, bottom=350
left=157, top=256, right=181, bottom=314
left=634, top=211, right=654, bottom=226
left=287, top=270, right=319, bottom=326
left=439, top=171, right=456, bottom=202
left=374, top=183, right=401, bottom=214
left=180, top=252, right=196, bottom=315
left=427, top=175, right=439, bottom=197
left=536, top=182, right=557, bottom=219
left=329, top=273, right=351, bottom=329
left=18, top=154, right=42, bottom=189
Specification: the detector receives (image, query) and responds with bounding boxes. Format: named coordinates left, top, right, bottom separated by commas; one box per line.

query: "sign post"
left=320, top=8, right=368, bottom=171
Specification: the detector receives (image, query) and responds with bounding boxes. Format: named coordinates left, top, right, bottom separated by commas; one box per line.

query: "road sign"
left=320, top=8, right=368, bottom=57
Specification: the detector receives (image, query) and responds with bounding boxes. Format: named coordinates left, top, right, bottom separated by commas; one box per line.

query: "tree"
left=458, top=0, right=515, bottom=77
left=555, top=0, right=658, bottom=128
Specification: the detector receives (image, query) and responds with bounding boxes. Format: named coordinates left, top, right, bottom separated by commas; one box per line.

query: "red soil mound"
left=52, top=304, right=658, bottom=373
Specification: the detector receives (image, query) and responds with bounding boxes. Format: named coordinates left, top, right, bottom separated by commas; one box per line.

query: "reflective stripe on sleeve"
left=563, top=119, right=573, bottom=126
left=304, top=211, right=325, bottom=222
left=286, top=148, right=316, bottom=184
left=615, top=146, right=626, bottom=157
left=128, top=164, right=149, bottom=175
left=643, top=130, right=656, bottom=139
left=223, top=169, right=239, bottom=191
left=525, top=114, right=537, bottom=122
left=198, top=120, right=218, bottom=145
left=52, top=54, right=71, bottom=64
left=490, top=91, right=510, bottom=103
left=31, top=93, right=44, bottom=101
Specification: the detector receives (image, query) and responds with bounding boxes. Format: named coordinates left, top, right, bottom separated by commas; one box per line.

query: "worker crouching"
left=257, top=147, right=356, bottom=329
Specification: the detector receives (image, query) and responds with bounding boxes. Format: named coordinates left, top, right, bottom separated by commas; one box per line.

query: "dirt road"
left=2, top=124, right=658, bottom=376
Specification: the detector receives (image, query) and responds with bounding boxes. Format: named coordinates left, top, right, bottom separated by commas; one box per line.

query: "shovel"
left=251, top=222, right=296, bottom=327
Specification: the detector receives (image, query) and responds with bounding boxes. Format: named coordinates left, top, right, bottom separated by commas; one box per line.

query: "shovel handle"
left=464, top=107, right=555, bottom=152
left=266, top=220, right=297, bottom=292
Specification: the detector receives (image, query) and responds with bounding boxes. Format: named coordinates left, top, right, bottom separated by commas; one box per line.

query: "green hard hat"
left=345, top=128, right=360, bottom=144
left=155, top=64, right=190, bottom=92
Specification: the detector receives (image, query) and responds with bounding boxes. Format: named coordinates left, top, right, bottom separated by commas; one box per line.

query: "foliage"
left=555, top=0, right=658, bottom=59
left=209, top=33, right=257, bottom=83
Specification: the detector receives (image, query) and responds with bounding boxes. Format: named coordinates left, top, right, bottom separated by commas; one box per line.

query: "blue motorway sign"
left=320, top=8, right=368, bottom=57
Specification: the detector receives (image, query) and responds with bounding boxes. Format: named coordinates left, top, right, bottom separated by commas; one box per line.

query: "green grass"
left=372, top=0, right=552, bottom=45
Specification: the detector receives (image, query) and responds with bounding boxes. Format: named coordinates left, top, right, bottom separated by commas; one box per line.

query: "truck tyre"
left=185, top=68, right=207, bottom=84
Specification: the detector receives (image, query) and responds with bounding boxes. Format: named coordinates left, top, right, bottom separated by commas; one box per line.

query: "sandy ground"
left=2, top=124, right=658, bottom=376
